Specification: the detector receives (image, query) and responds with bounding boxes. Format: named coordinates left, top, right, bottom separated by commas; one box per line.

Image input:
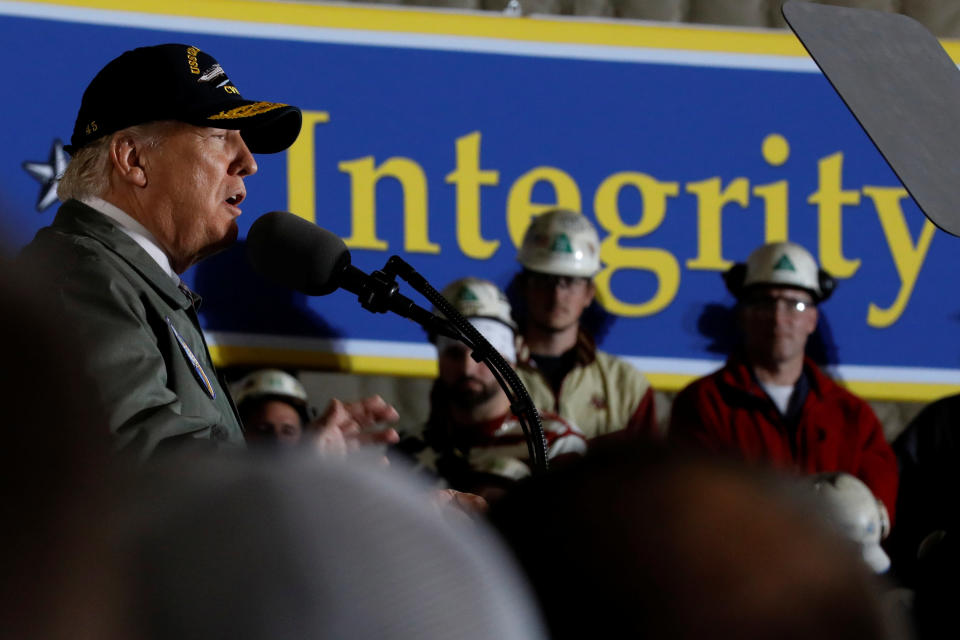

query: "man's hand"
left=309, top=395, right=400, bottom=457
left=433, top=489, right=489, bottom=514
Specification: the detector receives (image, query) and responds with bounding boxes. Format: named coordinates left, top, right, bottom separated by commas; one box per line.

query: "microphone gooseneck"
left=244, top=211, right=549, bottom=473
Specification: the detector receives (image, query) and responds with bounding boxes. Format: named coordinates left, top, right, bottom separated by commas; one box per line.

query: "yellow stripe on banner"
left=209, top=344, right=439, bottom=378
left=841, top=381, right=960, bottom=404
left=650, top=374, right=960, bottom=402
left=18, top=1, right=960, bottom=62
left=944, top=41, right=960, bottom=60
left=11, top=0, right=808, bottom=56
left=209, top=346, right=960, bottom=402
left=645, top=373, right=699, bottom=391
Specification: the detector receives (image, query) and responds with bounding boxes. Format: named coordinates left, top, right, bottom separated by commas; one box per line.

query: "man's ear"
left=584, top=279, right=597, bottom=305
left=109, top=133, right=147, bottom=188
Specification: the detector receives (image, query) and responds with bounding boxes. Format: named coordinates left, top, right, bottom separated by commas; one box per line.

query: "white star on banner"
left=22, top=139, right=69, bottom=212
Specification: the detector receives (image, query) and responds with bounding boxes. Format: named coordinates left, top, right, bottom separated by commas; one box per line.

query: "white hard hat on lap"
left=517, top=209, right=601, bottom=278
left=809, top=472, right=891, bottom=573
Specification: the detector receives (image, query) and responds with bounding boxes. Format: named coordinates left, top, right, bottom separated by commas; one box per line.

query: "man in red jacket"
left=668, top=241, right=898, bottom=520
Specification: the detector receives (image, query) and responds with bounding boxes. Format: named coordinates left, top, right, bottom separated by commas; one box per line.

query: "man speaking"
left=19, top=44, right=396, bottom=460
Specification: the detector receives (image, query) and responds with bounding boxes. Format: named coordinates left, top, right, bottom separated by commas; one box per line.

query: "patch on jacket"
left=166, top=316, right=216, bottom=399
left=590, top=393, right=608, bottom=410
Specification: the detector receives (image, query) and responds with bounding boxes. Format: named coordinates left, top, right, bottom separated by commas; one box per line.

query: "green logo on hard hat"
left=773, top=254, right=796, bottom=272
left=458, top=286, right=479, bottom=301
left=551, top=233, right=573, bottom=253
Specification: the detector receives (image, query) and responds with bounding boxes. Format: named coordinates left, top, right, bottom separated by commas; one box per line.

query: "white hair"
left=57, top=121, right=178, bottom=202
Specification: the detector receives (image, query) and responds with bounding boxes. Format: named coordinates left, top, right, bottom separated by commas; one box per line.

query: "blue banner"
left=2, top=0, right=958, bottom=400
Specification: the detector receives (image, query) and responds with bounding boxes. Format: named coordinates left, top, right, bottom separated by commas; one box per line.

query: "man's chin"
left=198, top=223, right=240, bottom=262
left=751, top=347, right=805, bottom=368
left=221, top=220, right=240, bottom=247
left=451, top=386, right=500, bottom=408
left=532, top=317, right=577, bottom=334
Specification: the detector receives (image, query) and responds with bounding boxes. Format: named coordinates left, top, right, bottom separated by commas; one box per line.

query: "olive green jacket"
left=19, top=199, right=244, bottom=460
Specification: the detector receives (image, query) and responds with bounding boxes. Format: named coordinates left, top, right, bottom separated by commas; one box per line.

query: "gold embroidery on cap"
left=208, top=102, right=287, bottom=120
left=186, top=46, right=201, bottom=75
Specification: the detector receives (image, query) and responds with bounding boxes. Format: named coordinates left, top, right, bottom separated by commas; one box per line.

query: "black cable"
left=385, top=256, right=549, bottom=473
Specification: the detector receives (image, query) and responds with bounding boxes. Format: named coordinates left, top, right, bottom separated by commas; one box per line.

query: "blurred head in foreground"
left=120, top=452, right=546, bottom=640
left=0, top=270, right=120, bottom=640
left=489, top=445, right=895, bottom=640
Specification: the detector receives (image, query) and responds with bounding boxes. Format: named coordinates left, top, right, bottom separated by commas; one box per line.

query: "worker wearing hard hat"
left=398, top=277, right=586, bottom=501
left=234, top=369, right=312, bottom=446
left=512, top=209, right=657, bottom=441
left=668, top=241, right=898, bottom=519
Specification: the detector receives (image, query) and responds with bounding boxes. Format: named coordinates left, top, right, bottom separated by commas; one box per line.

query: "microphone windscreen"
left=246, top=211, right=351, bottom=296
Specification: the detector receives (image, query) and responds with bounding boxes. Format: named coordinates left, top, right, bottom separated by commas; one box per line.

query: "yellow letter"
left=685, top=177, right=749, bottom=270
left=506, top=167, right=581, bottom=248
left=593, top=172, right=681, bottom=317
left=762, top=133, right=790, bottom=167
left=754, top=180, right=789, bottom=243
left=862, top=186, right=936, bottom=328
left=753, top=133, right=791, bottom=243
left=445, top=132, right=500, bottom=259
left=337, top=156, right=439, bottom=254
left=286, top=110, right=330, bottom=223
left=808, top=152, right=861, bottom=277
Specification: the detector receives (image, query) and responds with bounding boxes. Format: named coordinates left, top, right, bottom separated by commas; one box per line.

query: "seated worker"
left=512, top=209, right=657, bottom=441
left=886, top=393, right=960, bottom=587
left=234, top=369, right=311, bottom=447
left=397, top=277, right=587, bottom=501
left=668, top=241, right=898, bottom=519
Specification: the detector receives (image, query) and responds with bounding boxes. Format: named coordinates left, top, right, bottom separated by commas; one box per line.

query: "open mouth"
left=225, top=190, right=245, bottom=207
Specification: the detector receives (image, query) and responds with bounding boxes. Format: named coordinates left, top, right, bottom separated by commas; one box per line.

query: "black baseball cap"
left=66, top=44, right=302, bottom=155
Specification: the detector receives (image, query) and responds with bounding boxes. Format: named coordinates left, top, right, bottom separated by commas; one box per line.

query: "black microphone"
left=246, top=212, right=458, bottom=337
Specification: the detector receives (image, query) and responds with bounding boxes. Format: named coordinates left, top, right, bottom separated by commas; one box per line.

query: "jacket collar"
left=80, top=195, right=177, bottom=281
left=53, top=199, right=194, bottom=310
left=719, top=351, right=836, bottom=401
left=516, top=329, right=597, bottom=367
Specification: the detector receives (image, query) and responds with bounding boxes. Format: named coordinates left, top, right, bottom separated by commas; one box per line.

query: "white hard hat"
left=727, top=241, right=835, bottom=302
left=437, top=278, right=517, bottom=361
left=233, top=369, right=308, bottom=408
left=809, top=472, right=891, bottom=573
left=516, top=209, right=600, bottom=278
left=439, top=278, right=517, bottom=332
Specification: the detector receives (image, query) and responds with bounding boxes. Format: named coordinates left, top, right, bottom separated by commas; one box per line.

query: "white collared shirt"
left=760, top=381, right=794, bottom=415
left=81, top=196, right=180, bottom=285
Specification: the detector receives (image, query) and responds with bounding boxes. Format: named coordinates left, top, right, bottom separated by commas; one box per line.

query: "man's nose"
left=462, top=353, right=484, bottom=375
left=773, top=301, right=795, bottom=322
left=230, top=132, right=258, bottom=177
left=544, top=282, right=564, bottom=302
left=444, top=349, right=471, bottom=374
